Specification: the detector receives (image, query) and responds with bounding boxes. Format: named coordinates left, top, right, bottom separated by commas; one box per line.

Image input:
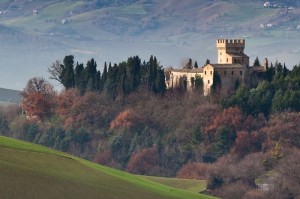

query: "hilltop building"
left=165, top=39, right=266, bottom=95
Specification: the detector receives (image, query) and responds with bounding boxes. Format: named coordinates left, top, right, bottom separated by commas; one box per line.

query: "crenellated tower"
left=216, top=39, right=249, bottom=66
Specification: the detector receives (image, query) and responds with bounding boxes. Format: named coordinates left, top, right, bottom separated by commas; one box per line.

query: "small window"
left=232, top=71, right=234, bottom=75
left=226, top=58, right=228, bottom=63
left=205, top=71, right=207, bottom=75
left=208, top=80, right=210, bottom=84
left=240, top=71, right=243, bottom=76
left=210, top=71, right=212, bottom=75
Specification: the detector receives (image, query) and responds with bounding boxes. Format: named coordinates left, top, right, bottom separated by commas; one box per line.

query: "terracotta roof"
left=210, top=64, right=246, bottom=69
left=170, top=68, right=203, bottom=73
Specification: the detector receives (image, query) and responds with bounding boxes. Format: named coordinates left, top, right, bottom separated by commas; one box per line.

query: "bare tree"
left=48, top=60, right=63, bottom=84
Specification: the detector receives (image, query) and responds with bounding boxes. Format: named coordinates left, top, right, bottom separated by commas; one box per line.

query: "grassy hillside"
left=0, top=136, right=217, bottom=199
left=145, top=176, right=207, bottom=193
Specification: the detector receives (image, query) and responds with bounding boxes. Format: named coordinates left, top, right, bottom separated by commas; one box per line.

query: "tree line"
left=48, top=55, right=166, bottom=97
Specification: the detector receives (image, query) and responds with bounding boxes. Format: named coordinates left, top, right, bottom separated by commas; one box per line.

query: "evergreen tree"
left=194, top=61, right=198, bottom=68
left=101, top=62, right=108, bottom=90
left=85, top=58, right=97, bottom=91
left=74, top=62, right=84, bottom=91
left=126, top=56, right=141, bottom=93
left=212, top=71, right=221, bottom=94
left=61, top=55, right=75, bottom=89
left=96, top=71, right=101, bottom=91
left=155, top=67, right=166, bottom=94
left=184, top=58, right=192, bottom=69
left=194, top=75, right=203, bottom=92
left=253, top=57, right=260, bottom=66
left=206, top=59, right=210, bottom=65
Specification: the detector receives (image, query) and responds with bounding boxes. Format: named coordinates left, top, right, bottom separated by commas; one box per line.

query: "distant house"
left=264, top=2, right=271, bottom=8
left=32, top=9, right=38, bottom=15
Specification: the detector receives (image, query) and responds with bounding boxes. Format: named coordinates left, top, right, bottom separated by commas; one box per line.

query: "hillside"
left=0, top=136, right=216, bottom=199
left=1, top=0, right=300, bottom=89
left=0, top=87, right=21, bottom=104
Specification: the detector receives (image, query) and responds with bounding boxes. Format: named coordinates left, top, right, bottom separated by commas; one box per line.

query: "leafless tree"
left=48, top=60, right=63, bottom=84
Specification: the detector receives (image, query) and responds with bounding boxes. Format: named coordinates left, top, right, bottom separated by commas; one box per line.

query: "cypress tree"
left=74, top=62, right=84, bottom=90
left=62, top=55, right=75, bottom=89
left=194, top=61, right=198, bottom=68
left=102, top=62, right=108, bottom=84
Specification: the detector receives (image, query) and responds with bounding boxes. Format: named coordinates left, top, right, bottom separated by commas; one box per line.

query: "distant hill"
left=0, top=136, right=217, bottom=199
left=1, top=0, right=300, bottom=89
left=0, top=88, right=21, bottom=104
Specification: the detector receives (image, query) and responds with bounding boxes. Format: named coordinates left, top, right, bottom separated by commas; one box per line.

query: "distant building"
left=264, top=2, right=271, bottom=8
left=32, top=9, right=38, bottom=15
left=165, top=39, right=266, bottom=95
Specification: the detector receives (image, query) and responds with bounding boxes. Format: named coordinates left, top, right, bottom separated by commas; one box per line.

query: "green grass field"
left=145, top=176, right=207, bottom=193
left=0, top=136, right=217, bottom=199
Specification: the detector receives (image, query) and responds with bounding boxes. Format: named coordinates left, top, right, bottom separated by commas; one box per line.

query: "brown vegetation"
left=177, top=162, right=209, bottom=180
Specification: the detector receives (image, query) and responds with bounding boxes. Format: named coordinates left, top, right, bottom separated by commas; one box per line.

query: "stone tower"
left=216, top=39, right=249, bottom=66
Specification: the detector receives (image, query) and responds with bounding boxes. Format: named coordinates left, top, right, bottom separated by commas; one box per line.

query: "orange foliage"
left=56, top=89, right=80, bottom=116
left=177, top=162, right=209, bottom=180
left=110, top=108, right=143, bottom=130
left=56, top=90, right=114, bottom=129
left=126, top=147, right=159, bottom=175
left=204, top=106, right=245, bottom=142
left=21, top=77, right=56, bottom=121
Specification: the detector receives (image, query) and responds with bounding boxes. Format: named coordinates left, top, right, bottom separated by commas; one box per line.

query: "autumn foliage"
left=176, top=162, right=209, bottom=180
left=232, top=131, right=264, bottom=157
left=110, top=109, right=144, bottom=130
left=204, top=106, right=244, bottom=142
left=21, top=77, right=56, bottom=121
left=126, top=147, right=160, bottom=175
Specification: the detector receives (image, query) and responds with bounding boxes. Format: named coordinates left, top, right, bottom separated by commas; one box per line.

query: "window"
left=226, top=58, right=228, bottom=63
left=205, top=71, right=207, bottom=75
left=232, top=71, right=234, bottom=75
left=210, top=71, right=212, bottom=75
left=224, top=71, right=227, bottom=76
left=208, top=80, right=210, bottom=84
left=240, top=71, right=243, bottom=76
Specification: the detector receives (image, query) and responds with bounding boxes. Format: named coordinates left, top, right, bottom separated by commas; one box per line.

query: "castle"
left=165, top=39, right=266, bottom=95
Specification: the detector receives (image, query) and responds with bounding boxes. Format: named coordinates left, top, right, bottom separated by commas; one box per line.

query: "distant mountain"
left=1, top=0, right=300, bottom=90
left=0, top=88, right=21, bottom=104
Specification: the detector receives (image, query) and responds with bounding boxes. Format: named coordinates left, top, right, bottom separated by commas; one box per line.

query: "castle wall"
left=214, top=65, right=248, bottom=95
left=202, top=65, right=214, bottom=95
left=168, top=65, right=213, bottom=95
left=164, top=38, right=265, bottom=96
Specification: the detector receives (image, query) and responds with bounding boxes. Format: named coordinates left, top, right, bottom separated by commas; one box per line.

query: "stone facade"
left=165, top=39, right=266, bottom=95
